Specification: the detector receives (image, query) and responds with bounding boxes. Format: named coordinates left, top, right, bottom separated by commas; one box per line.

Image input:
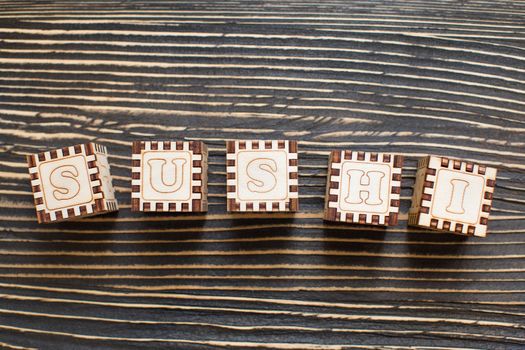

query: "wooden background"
left=0, top=0, right=525, bottom=348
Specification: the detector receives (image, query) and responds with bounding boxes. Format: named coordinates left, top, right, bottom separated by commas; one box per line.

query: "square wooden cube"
left=131, top=141, right=208, bottom=212
left=26, top=143, right=118, bottom=224
left=324, top=150, right=403, bottom=226
left=226, top=140, right=298, bottom=212
left=408, top=155, right=497, bottom=237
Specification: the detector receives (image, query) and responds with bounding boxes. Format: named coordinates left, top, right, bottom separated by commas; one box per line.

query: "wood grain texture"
left=0, top=0, right=524, bottom=348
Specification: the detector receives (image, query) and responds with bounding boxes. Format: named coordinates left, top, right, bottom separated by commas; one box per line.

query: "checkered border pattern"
left=26, top=143, right=118, bottom=224
left=324, top=150, right=403, bottom=226
left=94, top=147, right=118, bottom=213
left=408, top=155, right=497, bottom=237
left=131, top=141, right=208, bottom=212
left=226, top=140, right=299, bottom=212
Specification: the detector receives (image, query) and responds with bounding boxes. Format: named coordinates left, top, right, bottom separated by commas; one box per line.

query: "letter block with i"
left=324, top=150, right=403, bottom=226
left=408, top=156, right=497, bottom=237
left=131, top=141, right=208, bottom=212
left=26, top=143, right=118, bottom=223
left=226, top=140, right=299, bottom=212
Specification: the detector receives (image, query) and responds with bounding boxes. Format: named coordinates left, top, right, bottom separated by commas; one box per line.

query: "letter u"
left=147, top=158, right=187, bottom=193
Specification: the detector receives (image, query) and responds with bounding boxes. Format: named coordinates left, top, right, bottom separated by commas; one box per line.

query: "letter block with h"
left=409, top=156, right=497, bottom=237
left=131, top=141, right=208, bottom=212
left=324, top=150, right=403, bottom=226
left=27, top=143, right=118, bottom=223
left=226, top=140, right=298, bottom=212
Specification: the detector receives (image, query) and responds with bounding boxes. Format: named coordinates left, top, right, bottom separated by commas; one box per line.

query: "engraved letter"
left=446, top=179, right=469, bottom=214
left=344, top=170, right=385, bottom=205
left=49, top=165, right=81, bottom=201
left=246, top=158, right=277, bottom=193
left=147, top=158, right=187, bottom=193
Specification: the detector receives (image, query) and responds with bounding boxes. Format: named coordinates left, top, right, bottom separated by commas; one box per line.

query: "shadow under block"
left=26, top=143, right=118, bottom=224
left=131, top=141, right=208, bottom=212
left=226, top=140, right=299, bottom=212
left=324, top=150, right=403, bottom=226
left=408, top=155, right=497, bottom=237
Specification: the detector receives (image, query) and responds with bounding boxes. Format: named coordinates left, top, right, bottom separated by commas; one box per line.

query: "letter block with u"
left=408, top=156, right=497, bottom=237
left=324, top=150, right=403, bottom=226
left=27, top=143, right=118, bottom=223
left=226, top=140, right=298, bottom=212
left=131, top=141, right=208, bottom=212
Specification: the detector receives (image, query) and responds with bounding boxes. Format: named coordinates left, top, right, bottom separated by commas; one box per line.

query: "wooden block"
left=26, top=143, right=118, bottom=224
left=408, top=155, right=497, bottom=237
left=324, top=150, right=403, bottom=226
left=131, top=141, right=208, bottom=212
left=226, top=140, right=298, bottom=212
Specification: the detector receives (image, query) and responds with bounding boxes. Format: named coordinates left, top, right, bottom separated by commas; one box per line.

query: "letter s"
left=49, top=165, right=81, bottom=201
left=246, top=158, right=278, bottom=193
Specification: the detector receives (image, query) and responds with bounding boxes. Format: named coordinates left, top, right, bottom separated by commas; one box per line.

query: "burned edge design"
left=92, top=143, right=119, bottom=214
left=26, top=143, right=117, bottom=223
left=226, top=140, right=299, bottom=212
left=131, top=141, right=208, bottom=212
left=408, top=155, right=496, bottom=237
left=324, top=150, right=403, bottom=226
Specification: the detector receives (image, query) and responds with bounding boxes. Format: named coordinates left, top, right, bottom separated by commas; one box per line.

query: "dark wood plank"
left=0, top=0, right=524, bottom=348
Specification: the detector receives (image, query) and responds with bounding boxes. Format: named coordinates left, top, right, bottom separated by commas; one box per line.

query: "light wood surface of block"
left=26, top=143, right=118, bottom=223
left=409, top=155, right=497, bottom=237
left=131, top=141, right=208, bottom=212
left=324, top=150, right=403, bottom=226
left=226, top=140, right=298, bottom=212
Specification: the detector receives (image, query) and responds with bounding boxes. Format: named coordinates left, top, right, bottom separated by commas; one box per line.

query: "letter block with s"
left=324, top=150, right=403, bottom=226
left=131, top=141, right=208, bottom=212
left=226, top=140, right=298, bottom=212
left=408, top=156, right=497, bottom=237
left=27, top=143, right=118, bottom=223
